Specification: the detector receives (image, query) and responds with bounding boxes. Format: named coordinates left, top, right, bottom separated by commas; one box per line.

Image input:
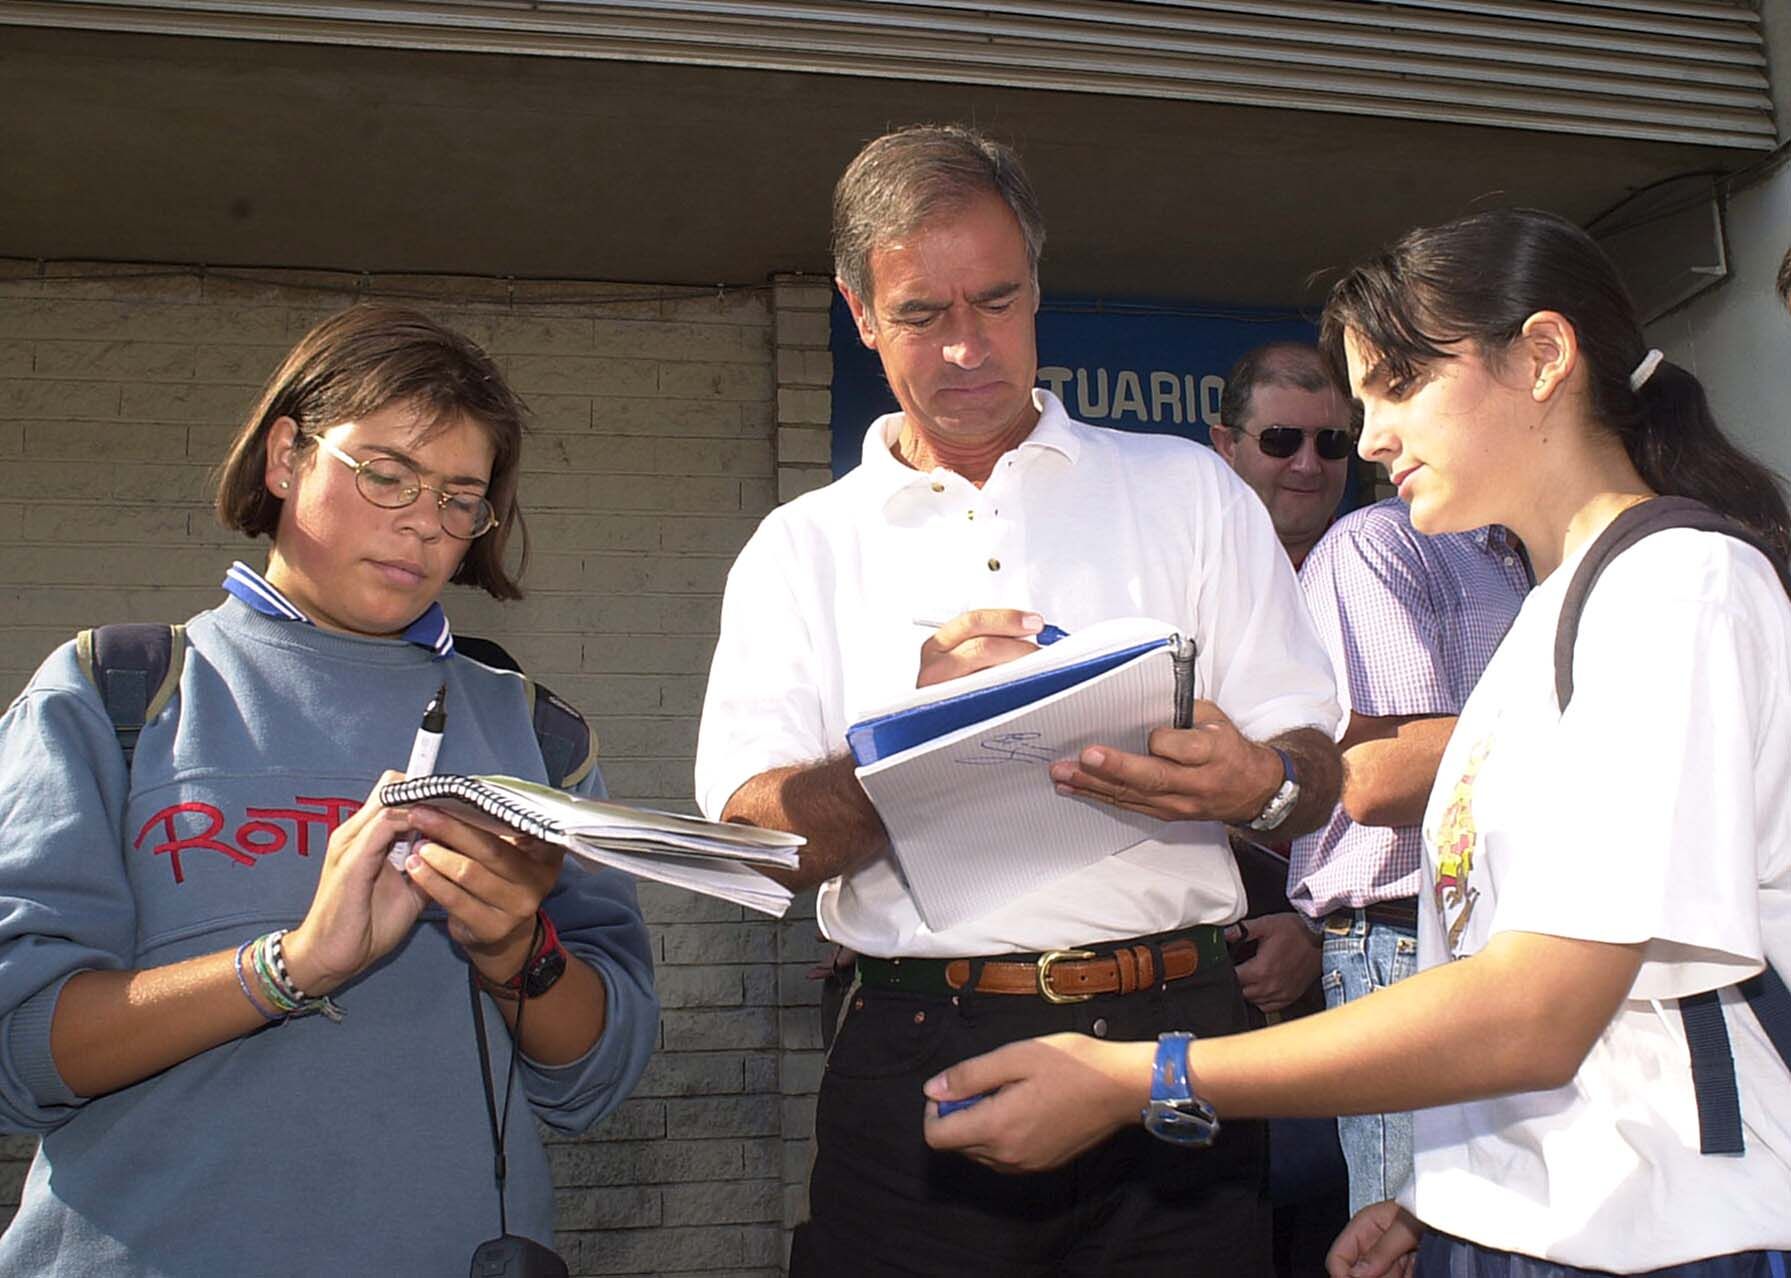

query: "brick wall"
left=0, top=259, right=831, bottom=1276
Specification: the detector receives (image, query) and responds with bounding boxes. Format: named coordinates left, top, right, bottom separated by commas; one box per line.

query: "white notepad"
left=379, top=774, right=800, bottom=918
left=847, top=618, right=1193, bottom=931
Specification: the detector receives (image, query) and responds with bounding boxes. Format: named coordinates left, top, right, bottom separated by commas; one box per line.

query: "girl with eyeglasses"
left=0, top=305, right=657, bottom=1275
left=921, top=208, right=1791, bottom=1277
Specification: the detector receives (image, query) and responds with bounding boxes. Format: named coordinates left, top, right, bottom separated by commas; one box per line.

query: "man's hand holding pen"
left=1048, top=700, right=1287, bottom=824
left=914, top=608, right=1064, bottom=687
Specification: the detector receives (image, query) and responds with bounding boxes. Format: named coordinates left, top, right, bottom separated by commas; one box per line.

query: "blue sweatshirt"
left=0, top=598, right=659, bottom=1277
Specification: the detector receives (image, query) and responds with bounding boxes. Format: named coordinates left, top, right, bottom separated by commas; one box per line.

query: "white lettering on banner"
left=1150, top=372, right=1182, bottom=425
left=1077, top=367, right=1108, bottom=417
left=1036, top=366, right=1073, bottom=402
left=1112, top=371, right=1147, bottom=421
left=1200, top=374, right=1225, bottom=427
left=1037, top=366, right=1226, bottom=430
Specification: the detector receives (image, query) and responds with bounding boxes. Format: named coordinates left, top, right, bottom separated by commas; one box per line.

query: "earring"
left=279, top=480, right=290, bottom=490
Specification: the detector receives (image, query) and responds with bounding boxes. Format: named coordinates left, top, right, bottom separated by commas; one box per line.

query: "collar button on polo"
left=987, top=558, right=1001, bottom=572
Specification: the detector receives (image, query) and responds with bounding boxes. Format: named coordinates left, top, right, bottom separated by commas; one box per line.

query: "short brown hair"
left=214, top=304, right=529, bottom=599
left=832, top=123, right=1045, bottom=310
left=1219, top=341, right=1351, bottom=435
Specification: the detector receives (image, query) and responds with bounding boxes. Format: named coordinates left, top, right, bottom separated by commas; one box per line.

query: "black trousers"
left=791, top=947, right=1270, bottom=1278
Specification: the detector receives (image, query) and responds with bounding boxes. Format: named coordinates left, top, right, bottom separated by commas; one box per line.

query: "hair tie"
left=1628, top=348, right=1664, bottom=392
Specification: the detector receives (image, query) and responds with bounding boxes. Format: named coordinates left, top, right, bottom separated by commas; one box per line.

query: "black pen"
left=388, top=683, right=447, bottom=869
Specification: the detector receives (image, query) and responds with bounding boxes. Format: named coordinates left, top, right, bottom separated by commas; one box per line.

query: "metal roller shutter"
left=0, top=0, right=1774, bottom=148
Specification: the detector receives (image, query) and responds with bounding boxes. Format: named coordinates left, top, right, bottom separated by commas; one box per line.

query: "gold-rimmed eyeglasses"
left=307, top=434, right=498, bottom=540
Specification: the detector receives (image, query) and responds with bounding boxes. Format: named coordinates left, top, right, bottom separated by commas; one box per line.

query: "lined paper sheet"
left=854, top=644, right=1177, bottom=932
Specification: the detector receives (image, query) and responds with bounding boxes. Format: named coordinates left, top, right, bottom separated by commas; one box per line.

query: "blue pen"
left=937, top=1092, right=991, bottom=1116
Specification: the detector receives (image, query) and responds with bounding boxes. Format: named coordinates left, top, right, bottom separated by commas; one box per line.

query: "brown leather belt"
left=855, top=926, right=1227, bottom=1004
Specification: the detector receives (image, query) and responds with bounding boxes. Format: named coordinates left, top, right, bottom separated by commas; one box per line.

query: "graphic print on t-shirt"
left=1430, top=739, right=1489, bottom=953
left=134, top=792, right=362, bottom=885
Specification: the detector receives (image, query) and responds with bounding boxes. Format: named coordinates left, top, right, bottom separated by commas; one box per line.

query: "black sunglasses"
left=1237, top=425, right=1356, bottom=461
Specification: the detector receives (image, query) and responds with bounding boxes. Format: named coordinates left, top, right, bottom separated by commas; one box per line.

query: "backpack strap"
left=75, top=623, right=186, bottom=768
left=457, top=634, right=598, bottom=790
left=1681, top=969, right=1791, bottom=1157
left=1551, top=495, right=1791, bottom=1156
left=1742, top=966, right=1791, bottom=1084
left=453, top=634, right=523, bottom=674
left=528, top=681, right=599, bottom=791
left=1679, top=991, right=1744, bottom=1155
left=1555, top=496, right=1786, bottom=712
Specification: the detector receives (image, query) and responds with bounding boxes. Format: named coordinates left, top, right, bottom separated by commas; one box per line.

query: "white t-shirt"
left=1411, top=528, right=1791, bottom=1268
left=694, top=390, right=1340, bottom=958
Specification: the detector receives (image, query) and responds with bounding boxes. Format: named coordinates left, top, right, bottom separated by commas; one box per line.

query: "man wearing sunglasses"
left=1210, top=342, right=1356, bottom=572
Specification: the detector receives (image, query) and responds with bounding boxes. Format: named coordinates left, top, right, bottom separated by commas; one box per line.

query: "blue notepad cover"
left=846, top=637, right=1172, bottom=766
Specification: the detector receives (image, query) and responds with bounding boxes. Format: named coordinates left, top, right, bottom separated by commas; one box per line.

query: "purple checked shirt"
left=1288, top=498, right=1531, bottom=919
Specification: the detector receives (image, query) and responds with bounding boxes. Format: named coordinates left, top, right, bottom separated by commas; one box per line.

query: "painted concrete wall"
left=1647, top=0, right=1791, bottom=477
left=1646, top=154, right=1791, bottom=477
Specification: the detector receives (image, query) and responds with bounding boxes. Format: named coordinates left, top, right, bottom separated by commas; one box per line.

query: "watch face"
left=1250, top=779, right=1299, bottom=831
left=522, top=947, right=567, bottom=999
left=1143, top=1098, right=1220, bottom=1147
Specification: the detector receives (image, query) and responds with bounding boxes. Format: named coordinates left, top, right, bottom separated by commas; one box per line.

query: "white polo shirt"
left=695, top=390, right=1340, bottom=958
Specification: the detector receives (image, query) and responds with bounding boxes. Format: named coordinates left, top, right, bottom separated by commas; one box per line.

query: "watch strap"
left=1247, top=747, right=1298, bottom=832
left=472, top=912, right=562, bottom=1000
left=1150, top=1031, right=1194, bottom=1103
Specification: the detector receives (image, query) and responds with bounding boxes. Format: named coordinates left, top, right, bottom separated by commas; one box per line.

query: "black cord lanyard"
left=468, top=964, right=528, bottom=1237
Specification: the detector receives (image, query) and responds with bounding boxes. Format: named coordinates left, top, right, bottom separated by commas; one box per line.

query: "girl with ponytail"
left=1318, top=207, right=1790, bottom=578
left=921, top=208, right=1791, bottom=1278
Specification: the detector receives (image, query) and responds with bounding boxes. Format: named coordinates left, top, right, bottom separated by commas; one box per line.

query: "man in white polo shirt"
left=695, top=124, right=1341, bottom=1278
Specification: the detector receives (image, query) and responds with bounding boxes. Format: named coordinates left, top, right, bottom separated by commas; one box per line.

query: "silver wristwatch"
left=1246, top=747, right=1299, bottom=832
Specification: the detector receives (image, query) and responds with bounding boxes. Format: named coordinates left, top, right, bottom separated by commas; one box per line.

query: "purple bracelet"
left=234, top=937, right=282, bottom=1023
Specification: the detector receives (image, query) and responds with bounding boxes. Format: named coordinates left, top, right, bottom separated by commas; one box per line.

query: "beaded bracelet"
left=265, top=930, right=302, bottom=1002
left=262, top=930, right=344, bottom=1023
left=249, top=939, right=303, bottom=1015
left=245, top=931, right=344, bottom=1023
left=233, top=937, right=283, bottom=1023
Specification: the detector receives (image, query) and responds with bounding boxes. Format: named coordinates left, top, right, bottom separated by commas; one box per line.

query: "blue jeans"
left=1321, top=910, right=1418, bottom=1215
left=1417, top=1231, right=1791, bottom=1277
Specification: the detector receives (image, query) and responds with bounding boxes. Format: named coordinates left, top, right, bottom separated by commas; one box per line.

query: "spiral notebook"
left=378, top=775, right=800, bottom=917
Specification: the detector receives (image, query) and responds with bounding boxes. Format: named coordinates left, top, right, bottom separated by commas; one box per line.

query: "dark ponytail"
left=1320, top=208, right=1791, bottom=575
left=1629, top=359, right=1791, bottom=568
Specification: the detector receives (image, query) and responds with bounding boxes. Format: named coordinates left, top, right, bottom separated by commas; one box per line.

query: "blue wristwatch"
left=1140, top=1032, right=1220, bottom=1147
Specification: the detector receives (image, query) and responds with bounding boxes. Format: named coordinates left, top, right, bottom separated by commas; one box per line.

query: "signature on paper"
left=955, top=732, right=1055, bottom=766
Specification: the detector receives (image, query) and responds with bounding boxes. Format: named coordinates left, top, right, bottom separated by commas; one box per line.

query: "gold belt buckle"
left=1036, top=948, right=1096, bottom=1004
